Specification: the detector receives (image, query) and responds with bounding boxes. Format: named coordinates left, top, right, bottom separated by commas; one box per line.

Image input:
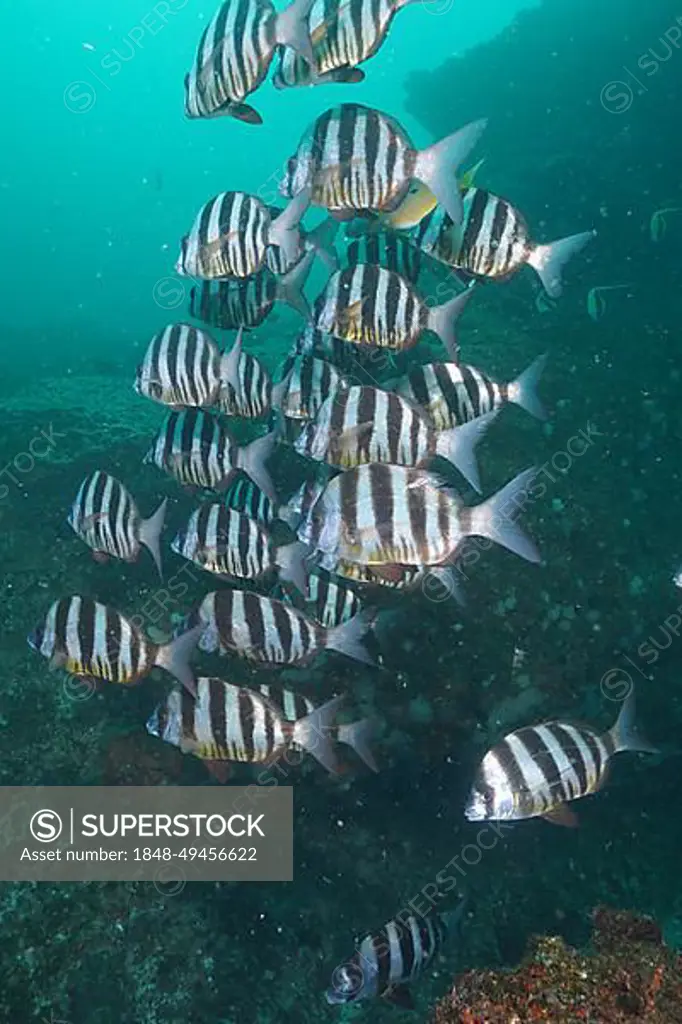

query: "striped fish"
left=326, top=904, right=463, bottom=1008
left=134, top=324, right=222, bottom=408
left=171, top=503, right=308, bottom=593
left=345, top=230, right=422, bottom=284
left=222, top=473, right=276, bottom=526
left=272, top=0, right=414, bottom=89
left=215, top=331, right=274, bottom=419
left=189, top=250, right=313, bottom=330
left=183, top=0, right=315, bottom=125
left=276, top=354, right=348, bottom=421
left=190, top=273, right=278, bottom=331
left=413, top=188, right=595, bottom=298
left=301, top=464, right=541, bottom=571
left=294, top=384, right=497, bottom=491
left=259, top=681, right=377, bottom=770
left=398, top=355, right=547, bottom=430
left=465, top=688, right=657, bottom=826
left=147, top=677, right=346, bottom=775
left=176, top=189, right=310, bottom=280
left=193, top=588, right=376, bottom=667
left=280, top=103, right=486, bottom=229
left=143, top=408, right=276, bottom=502
left=311, top=264, right=474, bottom=357
left=67, top=471, right=167, bottom=578
left=27, top=596, right=200, bottom=694
left=275, top=566, right=362, bottom=627
left=292, top=324, right=382, bottom=374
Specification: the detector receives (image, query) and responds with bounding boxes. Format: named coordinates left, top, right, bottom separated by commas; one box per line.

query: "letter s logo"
left=30, top=809, right=63, bottom=842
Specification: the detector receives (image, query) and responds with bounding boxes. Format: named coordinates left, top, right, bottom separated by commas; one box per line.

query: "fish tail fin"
left=238, top=432, right=277, bottom=503
left=337, top=718, right=379, bottom=772
left=527, top=229, right=595, bottom=298
left=274, top=0, right=315, bottom=66
left=439, top=892, right=470, bottom=935
left=274, top=540, right=309, bottom=595
left=292, top=695, right=345, bottom=774
left=427, top=283, right=476, bottom=359
left=155, top=624, right=203, bottom=696
left=276, top=249, right=314, bottom=318
left=326, top=608, right=377, bottom=666
left=413, top=119, right=487, bottom=228
left=306, top=216, right=340, bottom=272
left=219, top=328, right=244, bottom=390
left=608, top=687, right=659, bottom=755
left=139, top=497, right=168, bottom=579
left=507, top=353, right=548, bottom=420
left=434, top=408, right=499, bottom=493
left=462, top=467, right=541, bottom=564
left=269, top=187, right=312, bottom=267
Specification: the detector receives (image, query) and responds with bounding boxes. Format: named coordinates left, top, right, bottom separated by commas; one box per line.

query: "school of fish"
left=27, top=0, right=661, bottom=1010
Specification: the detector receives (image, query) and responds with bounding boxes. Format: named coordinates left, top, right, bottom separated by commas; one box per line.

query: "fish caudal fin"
left=507, top=353, right=548, bottom=420
left=527, top=229, right=595, bottom=298
left=434, top=408, right=499, bottom=493
left=306, top=216, right=339, bottom=272
left=337, top=717, right=379, bottom=772
left=326, top=608, right=377, bottom=666
left=427, top=283, right=476, bottom=360
left=139, top=497, right=168, bottom=580
left=413, top=119, right=487, bottom=229
left=463, top=467, right=541, bottom=564
left=274, top=0, right=315, bottom=67
left=269, top=187, right=311, bottom=268
left=275, top=540, right=309, bottom=595
left=276, top=249, right=314, bottom=317
left=293, top=694, right=345, bottom=774
left=238, top=431, right=277, bottom=504
left=609, top=687, right=659, bottom=755
left=219, top=328, right=244, bottom=391
left=155, top=623, right=203, bottom=697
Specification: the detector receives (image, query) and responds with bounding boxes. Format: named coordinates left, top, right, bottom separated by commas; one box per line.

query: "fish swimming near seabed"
left=465, top=687, right=658, bottom=827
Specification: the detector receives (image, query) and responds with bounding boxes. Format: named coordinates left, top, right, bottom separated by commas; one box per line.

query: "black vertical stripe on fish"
left=493, top=736, right=533, bottom=799
left=513, top=726, right=566, bottom=800
left=581, top=727, right=604, bottom=780
left=239, top=689, right=256, bottom=760
left=551, top=722, right=589, bottom=795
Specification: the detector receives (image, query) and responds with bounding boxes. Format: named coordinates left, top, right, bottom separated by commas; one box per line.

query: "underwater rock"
left=430, top=906, right=682, bottom=1023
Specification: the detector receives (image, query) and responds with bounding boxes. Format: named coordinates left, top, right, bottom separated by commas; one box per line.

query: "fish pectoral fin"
left=204, top=760, right=232, bottom=784
left=338, top=299, right=367, bottom=331
left=48, top=650, right=69, bottom=672
left=542, top=805, right=579, bottom=828
left=333, top=421, right=374, bottom=457
left=230, top=102, right=263, bottom=125
left=384, top=984, right=415, bottom=1010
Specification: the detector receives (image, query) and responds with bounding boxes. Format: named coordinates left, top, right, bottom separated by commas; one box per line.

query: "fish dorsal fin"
left=542, top=805, right=579, bottom=828
left=384, top=984, right=415, bottom=1010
